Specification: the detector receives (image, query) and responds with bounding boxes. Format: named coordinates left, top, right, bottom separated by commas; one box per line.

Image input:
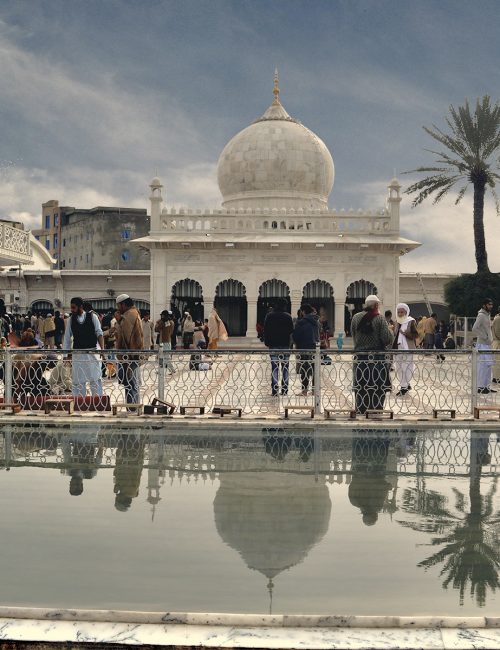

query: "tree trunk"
left=473, top=180, right=490, bottom=273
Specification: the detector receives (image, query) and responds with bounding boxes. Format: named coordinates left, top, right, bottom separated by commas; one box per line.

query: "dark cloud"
left=0, top=0, right=499, bottom=271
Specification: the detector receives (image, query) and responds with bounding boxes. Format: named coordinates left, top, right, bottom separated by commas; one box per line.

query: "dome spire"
left=272, top=68, right=280, bottom=106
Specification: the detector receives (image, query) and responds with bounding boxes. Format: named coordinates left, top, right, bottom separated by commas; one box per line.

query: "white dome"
left=217, top=98, right=334, bottom=210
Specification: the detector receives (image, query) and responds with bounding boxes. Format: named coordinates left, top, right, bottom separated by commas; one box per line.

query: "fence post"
left=158, top=344, right=165, bottom=402
left=4, top=348, right=12, bottom=405
left=471, top=346, right=478, bottom=415
left=314, top=342, right=322, bottom=414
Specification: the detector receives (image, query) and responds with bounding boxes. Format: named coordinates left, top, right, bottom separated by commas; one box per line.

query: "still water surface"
left=0, top=424, right=499, bottom=615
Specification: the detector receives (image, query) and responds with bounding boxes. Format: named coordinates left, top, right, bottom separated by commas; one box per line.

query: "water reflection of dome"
left=214, top=472, right=331, bottom=580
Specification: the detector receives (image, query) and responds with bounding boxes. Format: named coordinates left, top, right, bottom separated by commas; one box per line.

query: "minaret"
left=387, top=177, right=402, bottom=232
left=149, top=176, right=163, bottom=233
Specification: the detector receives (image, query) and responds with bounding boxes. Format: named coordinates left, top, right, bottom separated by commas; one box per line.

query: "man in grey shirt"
left=471, top=297, right=495, bottom=394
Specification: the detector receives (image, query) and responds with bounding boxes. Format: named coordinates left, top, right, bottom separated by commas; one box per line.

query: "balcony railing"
left=0, top=223, right=31, bottom=265
left=159, top=207, right=394, bottom=236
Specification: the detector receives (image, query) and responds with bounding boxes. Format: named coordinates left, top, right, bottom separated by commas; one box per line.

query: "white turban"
left=396, top=302, right=410, bottom=315
left=396, top=302, right=413, bottom=325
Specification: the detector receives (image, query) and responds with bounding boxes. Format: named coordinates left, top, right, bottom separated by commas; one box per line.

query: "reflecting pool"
left=0, top=424, right=499, bottom=615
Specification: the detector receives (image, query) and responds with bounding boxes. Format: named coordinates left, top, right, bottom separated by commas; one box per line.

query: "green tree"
left=405, top=96, right=500, bottom=273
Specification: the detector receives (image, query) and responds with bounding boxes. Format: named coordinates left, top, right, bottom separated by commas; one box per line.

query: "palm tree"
left=398, top=438, right=500, bottom=606
left=405, top=96, right=500, bottom=273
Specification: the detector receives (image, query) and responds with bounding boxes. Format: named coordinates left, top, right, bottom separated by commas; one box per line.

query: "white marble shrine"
left=136, top=73, right=420, bottom=337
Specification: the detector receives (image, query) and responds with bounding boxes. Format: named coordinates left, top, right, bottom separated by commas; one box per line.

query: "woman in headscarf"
left=393, top=303, right=418, bottom=396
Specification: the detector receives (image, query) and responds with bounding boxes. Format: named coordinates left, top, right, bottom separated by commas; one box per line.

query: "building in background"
left=33, top=202, right=150, bottom=270
left=32, top=200, right=70, bottom=265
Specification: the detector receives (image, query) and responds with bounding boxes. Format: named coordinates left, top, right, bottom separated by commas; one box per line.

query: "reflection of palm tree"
left=399, top=437, right=500, bottom=606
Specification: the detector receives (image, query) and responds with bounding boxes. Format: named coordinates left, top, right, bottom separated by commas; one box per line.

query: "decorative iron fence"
left=0, top=347, right=499, bottom=417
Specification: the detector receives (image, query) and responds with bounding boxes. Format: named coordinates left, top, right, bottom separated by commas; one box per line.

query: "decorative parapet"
left=159, top=207, right=393, bottom=235
left=0, top=222, right=32, bottom=264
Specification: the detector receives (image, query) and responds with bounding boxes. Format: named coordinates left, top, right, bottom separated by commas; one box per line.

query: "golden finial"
left=272, top=68, right=280, bottom=105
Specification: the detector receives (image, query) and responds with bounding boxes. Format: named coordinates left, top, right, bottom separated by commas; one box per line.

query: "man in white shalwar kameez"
left=393, top=303, right=418, bottom=397
left=472, top=298, right=495, bottom=394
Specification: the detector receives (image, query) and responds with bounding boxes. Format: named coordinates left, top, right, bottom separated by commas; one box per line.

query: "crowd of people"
left=3, top=294, right=500, bottom=414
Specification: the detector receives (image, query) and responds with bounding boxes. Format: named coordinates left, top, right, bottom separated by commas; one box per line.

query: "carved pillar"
left=246, top=298, right=257, bottom=338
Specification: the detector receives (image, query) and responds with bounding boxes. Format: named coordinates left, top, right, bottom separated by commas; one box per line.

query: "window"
left=62, top=238, right=66, bottom=247
left=53, top=234, right=58, bottom=248
left=54, top=214, right=59, bottom=227
left=121, top=250, right=130, bottom=262
left=86, top=231, right=90, bottom=240
left=45, top=215, right=50, bottom=229
left=86, top=254, right=89, bottom=263
left=69, top=235, right=72, bottom=242
left=121, top=229, right=131, bottom=240
left=45, top=239, right=50, bottom=251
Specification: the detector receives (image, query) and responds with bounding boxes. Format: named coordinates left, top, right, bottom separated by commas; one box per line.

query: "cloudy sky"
left=0, top=0, right=499, bottom=272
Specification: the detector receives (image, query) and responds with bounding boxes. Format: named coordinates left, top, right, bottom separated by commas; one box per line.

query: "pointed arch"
left=257, top=279, right=291, bottom=325
left=171, top=278, right=204, bottom=321
left=302, top=280, right=335, bottom=336
left=215, top=279, right=247, bottom=336
left=345, top=279, right=378, bottom=333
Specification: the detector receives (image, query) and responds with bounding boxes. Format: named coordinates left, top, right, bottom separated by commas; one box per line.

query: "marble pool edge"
left=0, top=607, right=499, bottom=628
left=2, top=614, right=500, bottom=650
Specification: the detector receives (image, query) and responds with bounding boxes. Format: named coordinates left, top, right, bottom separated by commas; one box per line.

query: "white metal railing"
left=1, top=347, right=499, bottom=417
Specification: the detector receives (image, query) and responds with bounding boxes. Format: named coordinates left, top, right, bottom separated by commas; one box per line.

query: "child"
left=336, top=332, right=344, bottom=350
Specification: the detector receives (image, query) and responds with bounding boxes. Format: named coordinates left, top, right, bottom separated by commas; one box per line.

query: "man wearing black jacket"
left=293, top=304, right=320, bottom=396
left=264, top=300, right=294, bottom=396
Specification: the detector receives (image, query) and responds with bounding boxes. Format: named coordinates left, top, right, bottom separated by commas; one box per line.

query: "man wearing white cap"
left=350, top=294, right=393, bottom=413
left=114, top=294, right=144, bottom=405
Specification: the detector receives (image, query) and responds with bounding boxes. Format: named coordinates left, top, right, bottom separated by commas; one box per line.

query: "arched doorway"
left=215, top=279, right=247, bottom=337
left=257, top=280, right=291, bottom=325
left=302, top=280, right=335, bottom=332
left=30, top=300, right=54, bottom=316
left=345, top=279, right=378, bottom=333
left=171, top=279, right=204, bottom=322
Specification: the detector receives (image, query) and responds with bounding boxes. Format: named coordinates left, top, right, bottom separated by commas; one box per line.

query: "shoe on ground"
left=478, top=388, right=490, bottom=394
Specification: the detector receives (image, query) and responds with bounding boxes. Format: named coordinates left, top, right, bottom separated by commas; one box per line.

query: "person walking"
left=142, top=312, right=155, bottom=350
left=54, top=311, right=65, bottom=349
left=43, top=313, right=56, bottom=349
left=155, top=310, right=176, bottom=374
left=423, top=313, right=437, bottom=349
left=263, top=299, right=294, bottom=396
left=292, top=304, right=320, bottom=396
left=392, top=303, right=418, bottom=396
left=493, top=307, right=500, bottom=384
left=63, top=297, right=104, bottom=397
left=207, top=307, right=228, bottom=350
left=472, top=298, right=496, bottom=394
left=115, top=294, right=144, bottom=405
left=181, top=312, right=195, bottom=349
left=351, top=294, right=393, bottom=414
